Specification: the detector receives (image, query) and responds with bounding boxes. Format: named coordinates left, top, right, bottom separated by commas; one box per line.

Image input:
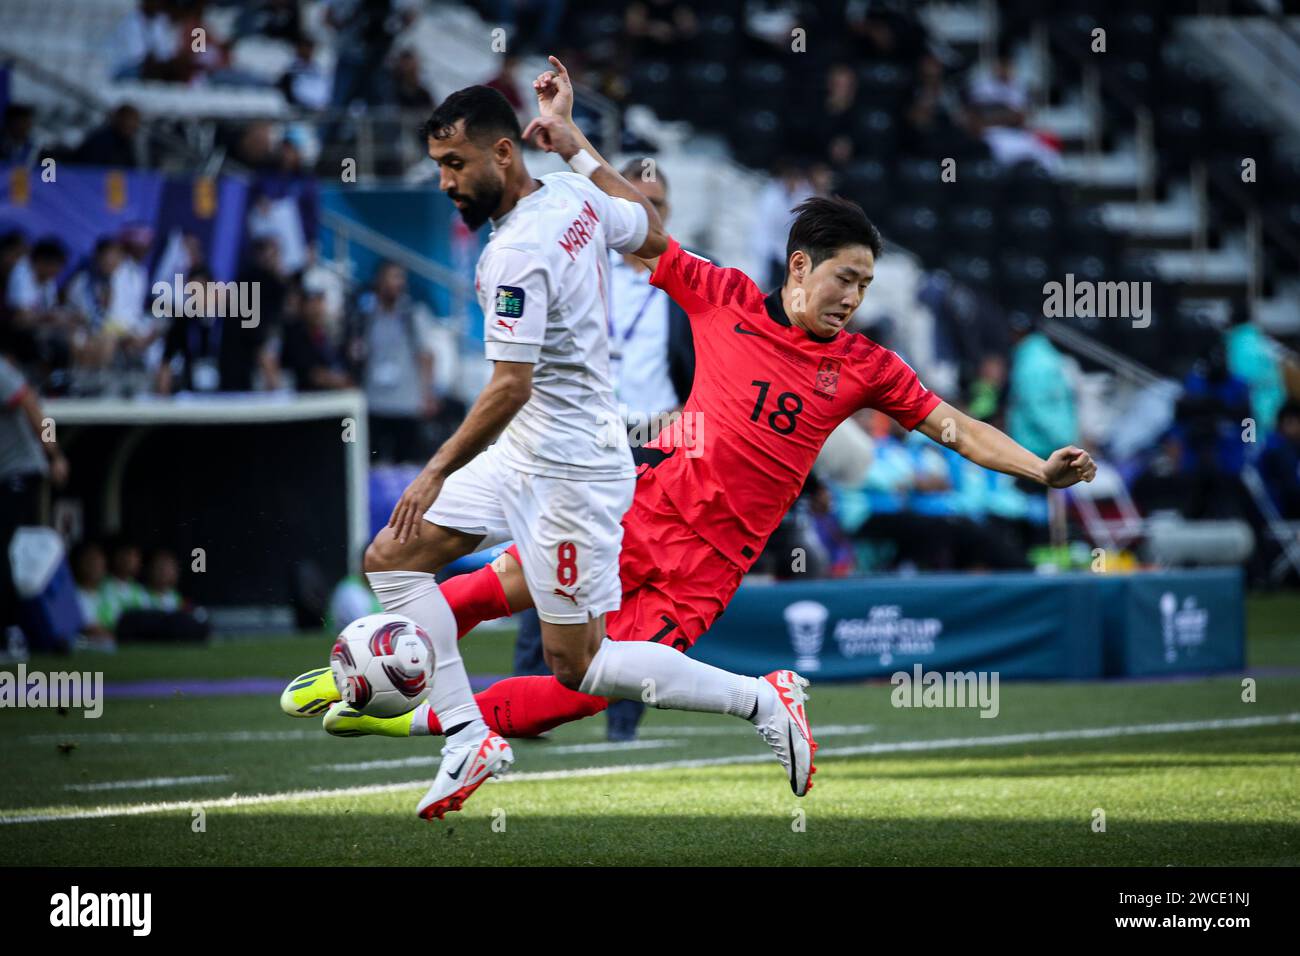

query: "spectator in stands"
left=371, top=48, right=438, bottom=175
left=239, top=236, right=291, bottom=341
left=484, top=54, right=526, bottom=118
left=5, top=238, right=72, bottom=384
left=967, top=353, right=1007, bottom=423
left=1006, top=316, right=1077, bottom=461
left=0, top=353, right=69, bottom=660
left=74, top=105, right=147, bottom=169
left=0, top=105, right=39, bottom=166
left=233, top=120, right=279, bottom=171
left=1259, top=401, right=1300, bottom=520
left=110, top=0, right=178, bottom=80
left=1226, top=314, right=1286, bottom=441
left=809, top=64, right=860, bottom=169
left=156, top=265, right=277, bottom=394
left=966, top=43, right=1059, bottom=173
left=802, top=475, right=858, bottom=578
left=625, top=0, right=698, bottom=62
left=347, top=261, right=437, bottom=464
left=1173, top=343, right=1253, bottom=519
left=381, top=48, right=436, bottom=113
left=144, top=548, right=183, bottom=611
left=0, top=232, right=28, bottom=337
left=279, top=33, right=333, bottom=111
left=325, top=0, right=418, bottom=110
left=107, top=223, right=163, bottom=375
left=845, top=0, right=927, bottom=63
left=280, top=282, right=353, bottom=392
left=70, top=541, right=116, bottom=650
left=65, top=237, right=127, bottom=376
left=100, top=537, right=149, bottom=629
left=906, top=53, right=971, bottom=157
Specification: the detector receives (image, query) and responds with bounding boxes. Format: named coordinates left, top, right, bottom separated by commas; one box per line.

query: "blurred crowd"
left=0, top=224, right=466, bottom=464
left=1, top=0, right=1298, bottom=591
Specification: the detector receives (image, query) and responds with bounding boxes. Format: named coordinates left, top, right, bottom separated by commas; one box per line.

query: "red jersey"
left=642, top=236, right=941, bottom=572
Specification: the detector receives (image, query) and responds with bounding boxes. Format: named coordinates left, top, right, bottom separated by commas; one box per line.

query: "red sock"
left=424, top=675, right=608, bottom=737
left=440, top=557, right=513, bottom=638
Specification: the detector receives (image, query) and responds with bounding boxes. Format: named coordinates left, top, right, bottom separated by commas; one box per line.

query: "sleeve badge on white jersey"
left=494, top=285, right=525, bottom=320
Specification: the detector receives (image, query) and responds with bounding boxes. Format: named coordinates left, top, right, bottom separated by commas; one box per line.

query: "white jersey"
left=477, top=171, right=648, bottom=481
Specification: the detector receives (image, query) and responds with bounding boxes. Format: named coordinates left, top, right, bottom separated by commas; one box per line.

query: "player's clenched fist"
left=1042, top=446, right=1097, bottom=488
left=523, top=114, right=581, bottom=160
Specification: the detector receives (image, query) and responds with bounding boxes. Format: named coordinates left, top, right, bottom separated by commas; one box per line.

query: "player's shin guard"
left=419, top=676, right=609, bottom=737
left=366, top=570, right=484, bottom=734
left=579, top=638, right=759, bottom=718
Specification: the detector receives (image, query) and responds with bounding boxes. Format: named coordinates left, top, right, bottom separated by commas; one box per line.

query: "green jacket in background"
left=1008, top=332, right=1078, bottom=460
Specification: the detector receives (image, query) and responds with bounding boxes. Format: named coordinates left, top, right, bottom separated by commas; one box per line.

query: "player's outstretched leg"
left=577, top=639, right=818, bottom=796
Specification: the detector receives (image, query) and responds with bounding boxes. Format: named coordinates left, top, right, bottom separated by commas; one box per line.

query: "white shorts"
left=424, top=442, right=635, bottom=625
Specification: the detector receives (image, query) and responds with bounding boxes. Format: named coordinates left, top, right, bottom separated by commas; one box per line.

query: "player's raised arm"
left=523, top=56, right=668, bottom=265
left=916, top=401, right=1097, bottom=489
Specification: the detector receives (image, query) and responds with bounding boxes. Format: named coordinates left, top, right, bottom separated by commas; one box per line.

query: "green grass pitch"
left=1, top=594, right=1298, bottom=866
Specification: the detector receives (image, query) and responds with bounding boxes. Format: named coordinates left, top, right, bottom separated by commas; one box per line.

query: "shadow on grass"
left=3, top=812, right=1296, bottom=867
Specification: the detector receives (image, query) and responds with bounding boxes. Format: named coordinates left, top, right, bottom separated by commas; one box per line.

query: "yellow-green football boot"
left=321, top=701, right=418, bottom=738
left=278, top=667, right=340, bottom=718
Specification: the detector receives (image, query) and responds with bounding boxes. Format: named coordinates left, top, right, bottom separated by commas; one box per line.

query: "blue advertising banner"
left=690, top=570, right=1244, bottom=681
left=1117, top=569, right=1246, bottom=676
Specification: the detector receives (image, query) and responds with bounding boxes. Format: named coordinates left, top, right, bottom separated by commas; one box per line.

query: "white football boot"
left=752, top=670, right=818, bottom=796
left=416, top=727, right=514, bottom=821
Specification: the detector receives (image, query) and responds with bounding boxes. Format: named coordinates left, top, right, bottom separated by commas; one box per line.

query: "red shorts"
left=604, top=466, right=744, bottom=653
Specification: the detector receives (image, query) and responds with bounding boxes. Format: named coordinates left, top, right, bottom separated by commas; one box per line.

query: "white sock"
left=366, top=571, right=485, bottom=736
left=579, top=638, right=760, bottom=719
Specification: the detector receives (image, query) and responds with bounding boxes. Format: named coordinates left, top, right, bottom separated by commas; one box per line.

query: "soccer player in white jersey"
left=365, top=77, right=815, bottom=821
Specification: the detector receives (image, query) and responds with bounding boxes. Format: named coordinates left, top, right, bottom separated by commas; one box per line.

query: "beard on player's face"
left=447, top=170, right=505, bottom=230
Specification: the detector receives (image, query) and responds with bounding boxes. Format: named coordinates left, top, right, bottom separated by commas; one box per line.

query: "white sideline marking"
left=3, top=712, right=1296, bottom=826
left=20, top=729, right=320, bottom=745
left=64, top=774, right=232, bottom=793
left=15, top=723, right=876, bottom=746
left=313, top=738, right=681, bottom=772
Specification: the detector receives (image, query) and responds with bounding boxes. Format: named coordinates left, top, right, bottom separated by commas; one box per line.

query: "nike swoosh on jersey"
left=734, top=322, right=762, bottom=336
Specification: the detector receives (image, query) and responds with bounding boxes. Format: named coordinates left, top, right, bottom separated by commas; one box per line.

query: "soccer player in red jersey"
left=282, top=57, right=1096, bottom=778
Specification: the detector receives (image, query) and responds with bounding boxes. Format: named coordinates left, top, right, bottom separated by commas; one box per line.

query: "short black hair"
left=619, top=157, right=669, bottom=192
left=422, top=85, right=522, bottom=147
left=785, top=196, right=882, bottom=273
left=30, top=237, right=67, bottom=263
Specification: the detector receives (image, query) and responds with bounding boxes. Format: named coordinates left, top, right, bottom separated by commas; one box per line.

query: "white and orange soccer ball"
left=329, top=613, right=436, bottom=718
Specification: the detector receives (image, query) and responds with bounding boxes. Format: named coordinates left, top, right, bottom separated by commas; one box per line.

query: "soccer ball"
left=329, top=613, right=436, bottom=718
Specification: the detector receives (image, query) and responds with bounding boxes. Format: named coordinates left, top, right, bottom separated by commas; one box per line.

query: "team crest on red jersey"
left=814, top=357, right=841, bottom=397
